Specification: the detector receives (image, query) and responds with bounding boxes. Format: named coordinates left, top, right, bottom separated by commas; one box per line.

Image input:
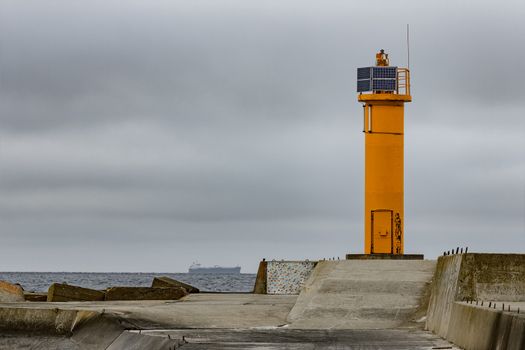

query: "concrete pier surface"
left=131, top=328, right=460, bottom=349
left=0, top=328, right=460, bottom=349
left=0, top=294, right=459, bottom=349
left=0, top=293, right=297, bottom=330
left=0, top=254, right=523, bottom=349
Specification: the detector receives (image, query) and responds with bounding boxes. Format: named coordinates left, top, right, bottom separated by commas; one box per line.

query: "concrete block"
left=445, top=302, right=525, bottom=350
left=24, top=292, right=48, bottom=302
left=0, top=280, right=25, bottom=302
left=507, top=315, right=525, bottom=350
left=47, top=283, right=105, bottom=302
left=105, top=287, right=187, bottom=301
left=446, top=302, right=497, bottom=349
left=151, top=276, right=199, bottom=293
left=0, top=307, right=98, bottom=334
left=253, top=260, right=267, bottom=294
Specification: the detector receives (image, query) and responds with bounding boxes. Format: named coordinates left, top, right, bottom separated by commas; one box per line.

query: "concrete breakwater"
left=426, top=253, right=525, bottom=349
left=0, top=253, right=523, bottom=349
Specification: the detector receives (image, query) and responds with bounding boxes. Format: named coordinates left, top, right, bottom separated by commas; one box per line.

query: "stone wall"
left=265, top=261, right=317, bottom=295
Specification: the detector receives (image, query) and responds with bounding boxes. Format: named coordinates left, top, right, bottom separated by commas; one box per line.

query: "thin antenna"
left=406, top=24, right=410, bottom=70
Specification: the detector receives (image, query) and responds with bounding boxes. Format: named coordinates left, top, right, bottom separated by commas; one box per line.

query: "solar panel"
left=357, top=80, right=371, bottom=92
left=372, top=79, right=396, bottom=91
left=357, top=67, right=371, bottom=80
left=372, top=67, right=397, bottom=79
left=357, top=66, right=397, bottom=92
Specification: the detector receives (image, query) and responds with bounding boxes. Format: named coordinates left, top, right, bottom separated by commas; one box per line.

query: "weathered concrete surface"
left=0, top=271, right=463, bottom=349
left=0, top=308, right=180, bottom=349
left=459, top=253, right=525, bottom=301
left=0, top=328, right=459, bottom=350
left=426, top=253, right=525, bottom=337
left=0, top=280, right=25, bottom=302
left=136, top=328, right=459, bottom=349
left=446, top=302, right=525, bottom=350
left=0, top=333, right=80, bottom=350
left=0, top=314, right=180, bottom=350
left=0, top=293, right=297, bottom=329
left=0, top=307, right=98, bottom=334
left=70, top=312, right=138, bottom=348
left=74, top=313, right=182, bottom=349
left=425, top=254, right=462, bottom=336
left=106, top=331, right=183, bottom=350
left=48, top=283, right=105, bottom=302
left=253, top=260, right=267, bottom=294
left=105, top=286, right=187, bottom=301
left=152, top=276, right=199, bottom=293
left=287, top=260, right=436, bottom=329
left=124, top=293, right=296, bottom=328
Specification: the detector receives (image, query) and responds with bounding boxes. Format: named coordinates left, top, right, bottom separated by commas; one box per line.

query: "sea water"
left=0, top=272, right=256, bottom=292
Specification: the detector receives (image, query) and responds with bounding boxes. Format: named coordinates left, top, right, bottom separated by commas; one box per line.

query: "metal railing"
left=396, top=68, right=410, bottom=96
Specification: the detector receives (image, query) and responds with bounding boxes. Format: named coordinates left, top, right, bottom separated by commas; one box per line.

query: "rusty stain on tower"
left=357, top=50, right=411, bottom=255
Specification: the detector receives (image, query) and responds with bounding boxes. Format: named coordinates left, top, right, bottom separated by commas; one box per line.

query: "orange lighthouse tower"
left=357, top=50, right=411, bottom=255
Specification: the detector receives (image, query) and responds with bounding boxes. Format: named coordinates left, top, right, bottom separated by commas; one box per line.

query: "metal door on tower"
left=371, top=209, right=393, bottom=254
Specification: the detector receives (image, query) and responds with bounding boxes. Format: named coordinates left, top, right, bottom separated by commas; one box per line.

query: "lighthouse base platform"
left=346, top=253, right=424, bottom=260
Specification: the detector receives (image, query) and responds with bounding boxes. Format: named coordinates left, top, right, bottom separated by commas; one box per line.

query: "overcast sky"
left=1, top=0, right=524, bottom=272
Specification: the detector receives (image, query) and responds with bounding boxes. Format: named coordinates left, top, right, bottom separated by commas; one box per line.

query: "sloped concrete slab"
left=287, top=260, right=436, bottom=329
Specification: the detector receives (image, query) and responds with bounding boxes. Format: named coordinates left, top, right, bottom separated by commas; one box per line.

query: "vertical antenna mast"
left=406, top=24, right=410, bottom=70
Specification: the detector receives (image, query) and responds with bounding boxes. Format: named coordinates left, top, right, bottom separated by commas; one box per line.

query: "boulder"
left=151, top=276, right=199, bottom=293
left=47, top=283, right=105, bottom=302
left=0, top=280, right=25, bottom=302
left=105, top=287, right=187, bottom=301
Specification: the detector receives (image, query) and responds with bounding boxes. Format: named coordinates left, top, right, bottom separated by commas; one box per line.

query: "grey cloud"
left=0, top=0, right=523, bottom=272
left=3, top=0, right=523, bottom=132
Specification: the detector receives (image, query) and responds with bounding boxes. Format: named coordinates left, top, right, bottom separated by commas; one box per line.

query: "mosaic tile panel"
left=266, top=260, right=316, bottom=295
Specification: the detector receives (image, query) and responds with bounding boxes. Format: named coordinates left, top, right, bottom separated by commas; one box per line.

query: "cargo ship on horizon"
left=188, top=262, right=241, bottom=274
